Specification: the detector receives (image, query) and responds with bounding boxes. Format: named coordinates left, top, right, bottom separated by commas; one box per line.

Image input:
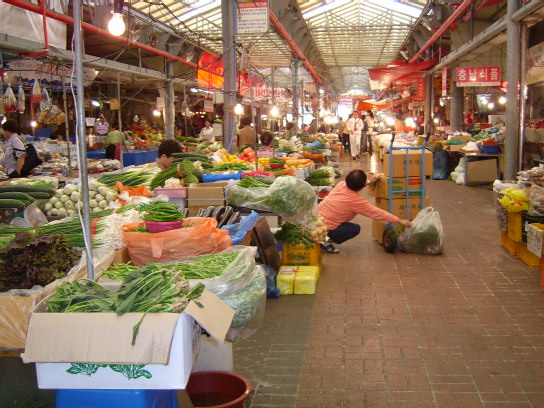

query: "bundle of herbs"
left=0, top=231, right=79, bottom=291
left=48, top=263, right=205, bottom=345
left=273, top=223, right=314, bottom=248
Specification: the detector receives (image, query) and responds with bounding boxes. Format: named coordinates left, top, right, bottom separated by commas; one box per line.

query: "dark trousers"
left=341, top=133, right=350, bottom=153
left=327, top=222, right=361, bottom=244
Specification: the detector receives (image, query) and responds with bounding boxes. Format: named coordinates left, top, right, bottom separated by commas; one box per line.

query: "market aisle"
left=235, top=152, right=544, bottom=408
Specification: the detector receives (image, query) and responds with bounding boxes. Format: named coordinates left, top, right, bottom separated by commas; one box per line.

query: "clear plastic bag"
left=229, top=176, right=317, bottom=228
left=398, top=207, right=444, bottom=255
left=529, top=184, right=544, bottom=216
left=493, top=180, right=521, bottom=231
left=188, top=245, right=257, bottom=297
left=222, top=265, right=267, bottom=342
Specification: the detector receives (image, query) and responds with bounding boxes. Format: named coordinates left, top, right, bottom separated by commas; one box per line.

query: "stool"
left=56, top=389, right=178, bottom=408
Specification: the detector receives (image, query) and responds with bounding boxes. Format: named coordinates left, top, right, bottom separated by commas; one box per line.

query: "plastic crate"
left=521, top=212, right=544, bottom=243
left=500, top=232, right=517, bottom=255
left=516, top=242, right=541, bottom=269
left=56, top=389, right=177, bottom=408
left=508, top=211, right=523, bottom=242
left=281, top=242, right=321, bottom=266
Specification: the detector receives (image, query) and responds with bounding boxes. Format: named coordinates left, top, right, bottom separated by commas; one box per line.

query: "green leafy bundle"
left=274, top=223, right=314, bottom=248
left=140, top=201, right=185, bottom=222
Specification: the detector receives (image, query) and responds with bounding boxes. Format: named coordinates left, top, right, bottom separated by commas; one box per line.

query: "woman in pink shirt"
left=317, top=169, right=411, bottom=253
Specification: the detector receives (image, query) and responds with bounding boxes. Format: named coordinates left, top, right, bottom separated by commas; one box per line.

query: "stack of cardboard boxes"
left=368, top=149, right=433, bottom=243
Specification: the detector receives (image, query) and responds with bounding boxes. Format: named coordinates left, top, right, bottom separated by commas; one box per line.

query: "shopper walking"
left=362, top=110, right=375, bottom=154
left=347, top=111, right=364, bottom=160
left=338, top=117, right=350, bottom=153
left=318, top=169, right=412, bottom=253
left=237, top=117, right=257, bottom=147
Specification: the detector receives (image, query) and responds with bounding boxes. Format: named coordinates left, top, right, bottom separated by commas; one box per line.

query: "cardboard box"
left=278, top=265, right=321, bottom=295
left=367, top=174, right=423, bottom=199
left=294, top=266, right=320, bottom=295
left=187, top=181, right=230, bottom=207
left=277, top=266, right=296, bottom=295
left=375, top=196, right=431, bottom=220
left=383, top=150, right=432, bottom=177
left=0, top=249, right=116, bottom=350
left=447, top=144, right=466, bottom=152
left=527, top=223, right=544, bottom=257
left=22, top=289, right=234, bottom=389
left=372, top=219, right=386, bottom=244
left=465, top=159, right=498, bottom=184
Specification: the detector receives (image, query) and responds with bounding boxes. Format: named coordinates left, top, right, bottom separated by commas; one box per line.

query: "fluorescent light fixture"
left=91, top=100, right=101, bottom=107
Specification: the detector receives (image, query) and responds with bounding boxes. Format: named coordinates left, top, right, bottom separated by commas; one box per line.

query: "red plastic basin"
left=186, top=371, right=251, bottom=408
left=144, top=220, right=183, bottom=233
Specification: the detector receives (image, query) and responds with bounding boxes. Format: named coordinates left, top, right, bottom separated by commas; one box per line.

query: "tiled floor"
left=234, top=153, right=544, bottom=408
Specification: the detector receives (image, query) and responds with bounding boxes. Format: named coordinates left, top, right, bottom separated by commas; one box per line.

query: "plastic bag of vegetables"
left=222, top=265, right=267, bottom=342
left=229, top=176, right=317, bottom=229
left=498, top=187, right=529, bottom=212
left=187, top=245, right=258, bottom=297
left=398, top=207, right=444, bottom=255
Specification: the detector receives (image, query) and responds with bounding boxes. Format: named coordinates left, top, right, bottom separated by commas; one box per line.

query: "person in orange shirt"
left=317, top=169, right=412, bottom=253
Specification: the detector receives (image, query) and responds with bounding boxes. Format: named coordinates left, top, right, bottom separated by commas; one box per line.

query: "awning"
left=368, top=57, right=438, bottom=84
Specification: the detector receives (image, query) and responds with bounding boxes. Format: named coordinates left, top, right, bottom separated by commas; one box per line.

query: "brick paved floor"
left=234, top=153, right=544, bottom=408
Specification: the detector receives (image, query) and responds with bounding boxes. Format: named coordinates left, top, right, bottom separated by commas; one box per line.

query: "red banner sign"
left=441, top=67, right=448, bottom=96
left=455, top=66, right=501, bottom=87
left=414, top=77, right=425, bottom=101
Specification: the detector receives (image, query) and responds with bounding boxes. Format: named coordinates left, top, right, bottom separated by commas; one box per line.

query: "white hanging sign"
left=236, top=1, right=269, bottom=35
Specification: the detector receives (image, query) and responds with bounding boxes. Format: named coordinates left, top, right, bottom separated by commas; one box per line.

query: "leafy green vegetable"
left=0, top=232, right=79, bottom=292
left=140, top=201, right=185, bottom=222
left=274, top=223, right=314, bottom=248
left=222, top=270, right=266, bottom=328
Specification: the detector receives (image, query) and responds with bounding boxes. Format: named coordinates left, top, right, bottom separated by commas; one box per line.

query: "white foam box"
left=22, top=290, right=234, bottom=389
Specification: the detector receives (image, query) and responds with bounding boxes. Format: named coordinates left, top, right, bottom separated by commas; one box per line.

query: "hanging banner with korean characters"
left=441, top=67, right=448, bottom=96
left=237, top=1, right=269, bottom=35
left=455, top=66, right=501, bottom=87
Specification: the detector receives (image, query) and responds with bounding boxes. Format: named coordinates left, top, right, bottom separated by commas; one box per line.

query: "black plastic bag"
left=432, top=150, right=450, bottom=180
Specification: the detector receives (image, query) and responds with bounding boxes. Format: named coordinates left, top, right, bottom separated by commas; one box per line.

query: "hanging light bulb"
left=234, top=103, right=244, bottom=115
left=30, top=120, right=37, bottom=128
left=91, top=100, right=101, bottom=107
left=152, top=109, right=161, bottom=117
left=270, top=105, right=279, bottom=117
left=487, top=102, right=495, bottom=110
left=108, top=0, right=125, bottom=36
left=499, top=96, right=507, bottom=104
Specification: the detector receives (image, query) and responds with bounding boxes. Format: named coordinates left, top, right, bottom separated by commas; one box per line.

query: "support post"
left=424, top=74, right=433, bottom=135
left=504, top=0, right=521, bottom=179
left=221, top=0, right=237, bottom=152
left=73, top=0, right=94, bottom=279
left=450, top=75, right=464, bottom=132
left=519, top=22, right=528, bottom=171
left=62, top=82, right=72, bottom=177
left=165, top=45, right=175, bottom=140
left=292, top=58, right=299, bottom=132
left=116, top=72, right=124, bottom=170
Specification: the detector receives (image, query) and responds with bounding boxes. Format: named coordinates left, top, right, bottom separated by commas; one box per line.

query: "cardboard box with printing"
left=383, top=150, right=432, bottom=177
left=367, top=174, right=423, bottom=199
left=375, top=196, right=431, bottom=220
left=187, top=181, right=230, bottom=208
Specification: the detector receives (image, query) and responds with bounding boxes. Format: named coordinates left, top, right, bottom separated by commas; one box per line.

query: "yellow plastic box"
left=294, top=266, right=321, bottom=295
left=508, top=211, right=522, bottom=242
left=500, top=232, right=517, bottom=255
left=281, top=243, right=321, bottom=266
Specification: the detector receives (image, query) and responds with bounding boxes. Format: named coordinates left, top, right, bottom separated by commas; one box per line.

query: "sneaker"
left=320, top=243, right=340, bottom=254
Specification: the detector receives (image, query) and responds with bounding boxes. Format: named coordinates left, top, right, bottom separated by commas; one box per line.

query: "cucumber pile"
left=0, top=184, right=54, bottom=208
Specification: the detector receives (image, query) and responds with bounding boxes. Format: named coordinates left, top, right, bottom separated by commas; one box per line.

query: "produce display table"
left=87, top=149, right=157, bottom=166
left=462, top=152, right=500, bottom=185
